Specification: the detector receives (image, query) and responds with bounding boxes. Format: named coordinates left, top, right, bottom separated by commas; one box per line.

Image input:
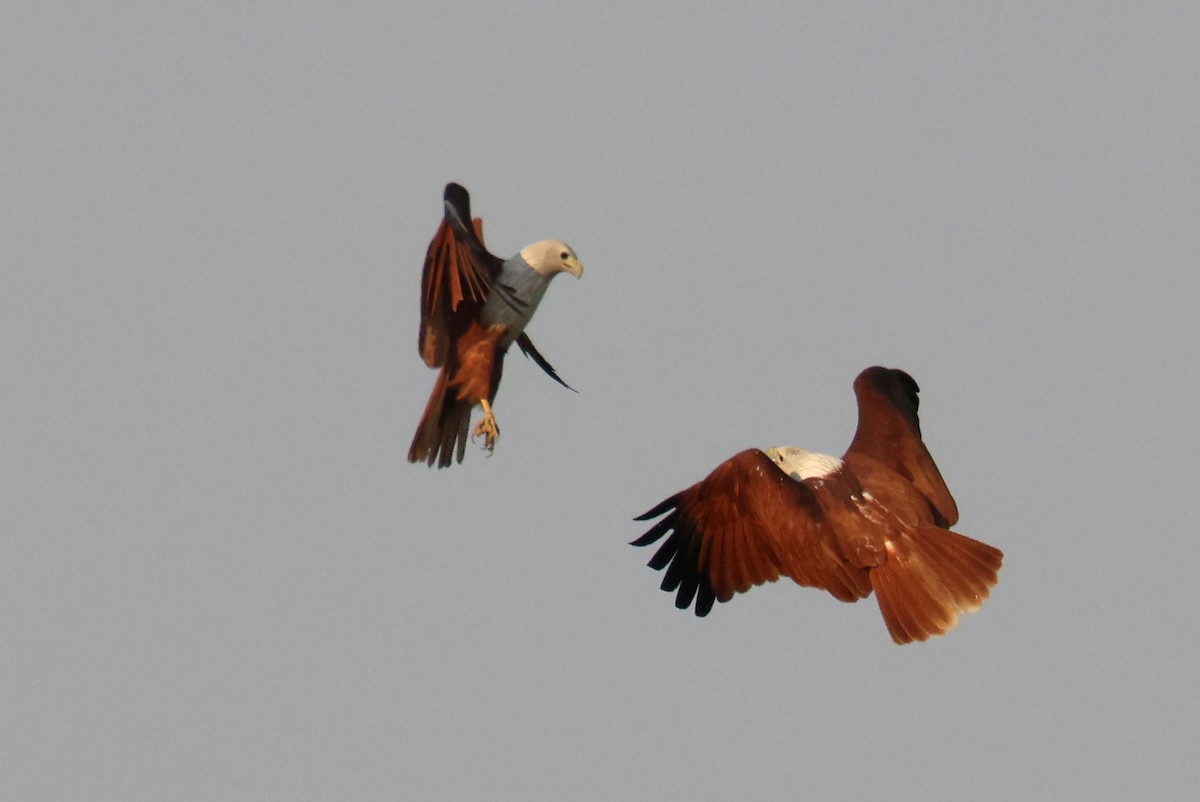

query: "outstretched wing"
left=515, top=332, right=576, bottom=392
left=418, top=183, right=515, bottom=367
left=844, top=367, right=959, bottom=526
left=631, top=449, right=872, bottom=616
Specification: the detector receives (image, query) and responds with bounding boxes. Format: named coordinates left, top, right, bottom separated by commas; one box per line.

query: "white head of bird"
left=520, top=240, right=584, bottom=278
left=765, top=446, right=844, bottom=480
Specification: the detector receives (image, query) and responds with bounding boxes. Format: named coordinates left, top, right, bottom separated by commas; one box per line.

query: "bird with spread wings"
left=409, top=183, right=583, bottom=468
left=631, top=366, right=1002, bottom=644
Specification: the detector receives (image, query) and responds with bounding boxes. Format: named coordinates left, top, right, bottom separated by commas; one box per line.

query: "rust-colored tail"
left=408, top=368, right=472, bottom=468
left=870, top=526, right=1003, bottom=644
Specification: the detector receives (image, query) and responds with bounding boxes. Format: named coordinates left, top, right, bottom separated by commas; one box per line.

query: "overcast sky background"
left=4, top=2, right=1199, bottom=799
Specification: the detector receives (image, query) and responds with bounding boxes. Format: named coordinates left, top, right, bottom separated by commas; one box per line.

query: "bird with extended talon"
left=409, top=183, right=583, bottom=467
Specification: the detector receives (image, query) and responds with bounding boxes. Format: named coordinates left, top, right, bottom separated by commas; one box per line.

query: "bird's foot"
left=472, top=405, right=499, bottom=456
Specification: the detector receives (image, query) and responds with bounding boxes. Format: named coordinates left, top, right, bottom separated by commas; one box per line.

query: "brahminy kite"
left=409, top=183, right=583, bottom=467
left=631, top=367, right=1002, bottom=644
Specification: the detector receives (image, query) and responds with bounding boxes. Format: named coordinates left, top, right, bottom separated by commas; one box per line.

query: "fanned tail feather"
left=870, top=526, right=1003, bottom=644
left=408, top=369, right=472, bottom=468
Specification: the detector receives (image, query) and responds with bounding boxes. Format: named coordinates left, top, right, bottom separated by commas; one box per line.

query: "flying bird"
left=630, top=367, right=1002, bottom=644
left=409, top=183, right=583, bottom=467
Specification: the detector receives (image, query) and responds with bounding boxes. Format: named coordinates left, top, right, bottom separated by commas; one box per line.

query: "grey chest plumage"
left=479, top=255, right=554, bottom=346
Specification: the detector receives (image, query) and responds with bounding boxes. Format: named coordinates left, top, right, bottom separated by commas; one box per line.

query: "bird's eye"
left=560, top=251, right=569, bottom=259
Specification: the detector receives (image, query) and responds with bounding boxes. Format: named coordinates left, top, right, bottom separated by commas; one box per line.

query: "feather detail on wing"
left=515, top=333, right=576, bottom=392
left=631, top=450, right=871, bottom=615
left=418, top=184, right=509, bottom=368
left=844, top=367, right=959, bottom=526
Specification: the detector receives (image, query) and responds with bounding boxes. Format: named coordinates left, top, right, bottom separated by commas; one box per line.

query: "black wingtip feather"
left=672, top=519, right=705, bottom=609
left=674, top=566, right=700, bottom=610
left=515, top=333, right=576, bottom=392
left=631, top=491, right=719, bottom=617
left=630, top=512, right=676, bottom=548
left=442, top=184, right=473, bottom=233
left=661, top=546, right=687, bottom=593
left=674, top=581, right=698, bottom=610
left=634, top=494, right=681, bottom=522
left=444, top=182, right=470, bottom=211
left=694, top=582, right=716, bottom=616
left=647, top=530, right=680, bottom=571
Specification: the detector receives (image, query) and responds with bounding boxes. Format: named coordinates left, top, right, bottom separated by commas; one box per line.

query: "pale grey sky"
left=4, top=1, right=1199, bottom=799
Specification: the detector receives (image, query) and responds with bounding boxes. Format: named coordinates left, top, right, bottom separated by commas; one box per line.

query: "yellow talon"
left=472, top=399, right=500, bottom=455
